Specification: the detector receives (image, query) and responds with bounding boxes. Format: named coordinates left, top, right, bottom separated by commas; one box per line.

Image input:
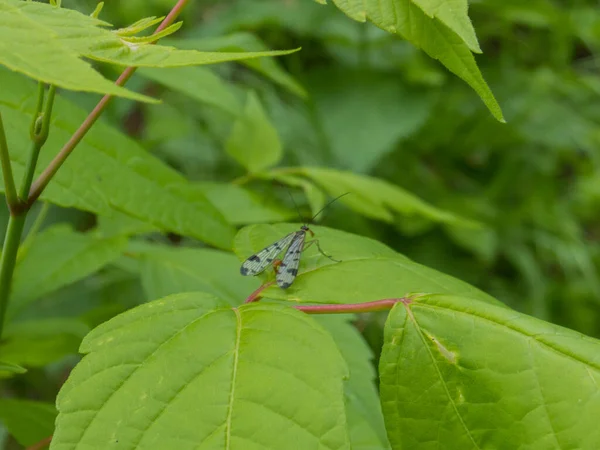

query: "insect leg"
left=303, top=239, right=340, bottom=263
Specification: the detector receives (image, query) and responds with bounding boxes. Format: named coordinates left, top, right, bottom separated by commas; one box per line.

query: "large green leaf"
left=0, top=399, right=56, bottom=446
left=52, top=293, right=350, bottom=449
left=319, top=0, right=504, bottom=121
left=10, top=225, right=127, bottom=316
left=0, top=68, right=235, bottom=249
left=225, top=91, right=283, bottom=173
left=379, top=294, right=600, bottom=449
left=234, top=224, right=501, bottom=305
left=0, top=0, right=297, bottom=99
left=126, top=241, right=259, bottom=305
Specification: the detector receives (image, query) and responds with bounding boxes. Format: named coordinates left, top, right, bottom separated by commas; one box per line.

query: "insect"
left=240, top=193, right=348, bottom=289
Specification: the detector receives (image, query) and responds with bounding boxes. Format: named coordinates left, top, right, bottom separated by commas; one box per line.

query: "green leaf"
left=0, top=68, right=235, bottom=249
left=0, top=318, right=89, bottom=369
left=138, top=66, right=241, bottom=116
left=296, top=167, right=479, bottom=228
left=226, top=91, right=283, bottom=173
left=0, top=399, right=56, bottom=446
left=410, top=0, right=481, bottom=53
left=168, top=33, right=307, bottom=98
left=0, top=0, right=299, bottom=99
left=52, top=293, right=350, bottom=449
left=195, top=182, right=295, bottom=225
left=0, top=0, right=154, bottom=102
left=0, top=361, right=27, bottom=374
left=380, top=294, right=600, bottom=449
left=305, top=69, right=436, bottom=172
left=264, top=173, right=326, bottom=218
left=126, top=241, right=259, bottom=304
left=10, top=224, right=127, bottom=315
left=316, top=316, right=391, bottom=449
left=94, top=211, right=158, bottom=238
left=322, top=0, right=504, bottom=121
left=234, top=224, right=501, bottom=305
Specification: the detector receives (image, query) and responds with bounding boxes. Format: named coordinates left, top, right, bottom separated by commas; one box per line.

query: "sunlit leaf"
left=52, top=293, right=351, bottom=449
left=234, top=224, right=501, bottom=306
left=380, top=294, right=600, bottom=448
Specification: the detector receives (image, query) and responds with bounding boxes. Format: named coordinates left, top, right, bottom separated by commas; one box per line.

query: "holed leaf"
left=380, top=294, right=600, bottom=449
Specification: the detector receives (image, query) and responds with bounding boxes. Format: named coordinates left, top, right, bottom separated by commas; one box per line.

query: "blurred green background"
left=2, top=0, right=600, bottom=446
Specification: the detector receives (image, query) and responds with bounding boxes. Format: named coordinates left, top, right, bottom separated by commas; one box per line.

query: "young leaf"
left=52, top=293, right=351, bottom=449
left=125, top=241, right=259, bottom=305
left=0, top=399, right=56, bottom=447
left=226, top=91, right=283, bottom=173
left=0, top=0, right=154, bottom=102
left=0, top=69, right=235, bottom=249
left=319, top=0, right=504, bottom=121
left=9, top=225, right=127, bottom=316
left=380, top=294, right=600, bottom=448
left=234, top=224, right=501, bottom=306
left=1, top=0, right=299, bottom=99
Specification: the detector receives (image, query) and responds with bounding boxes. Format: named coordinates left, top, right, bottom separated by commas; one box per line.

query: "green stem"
left=0, top=84, right=56, bottom=341
left=0, top=112, right=18, bottom=212
left=20, top=85, right=56, bottom=200
left=0, top=215, right=26, bottom=339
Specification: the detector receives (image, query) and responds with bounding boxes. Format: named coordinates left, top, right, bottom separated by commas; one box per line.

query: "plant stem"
left=20, top=86, right=56, bottom=200
left=0, top=112, right=18, bottom=213
left=0, top=215, right=26, bottom=339
left=0, top=84, right=57, bottom=340
left=244, top=282, right=274, bottom=303
left=294, top=298, right=410, bottom=314
left=26, top=0, right=190, bottom=207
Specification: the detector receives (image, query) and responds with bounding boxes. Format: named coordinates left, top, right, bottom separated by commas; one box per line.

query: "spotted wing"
left=276, top=231, right=306, bottom=289
left=240, top=232, right=295, bottom=276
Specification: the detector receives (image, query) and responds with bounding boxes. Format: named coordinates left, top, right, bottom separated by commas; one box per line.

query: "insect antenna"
left=311, top=192, right=350, bottom=222
left=287, top=189, right=306, bottom=223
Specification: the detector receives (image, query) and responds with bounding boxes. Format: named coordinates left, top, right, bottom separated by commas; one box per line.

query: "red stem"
left=294, top=298, right=410, bottom=314
left=26, top=435, right=52, bottom=450
left=26, top=0, right=190, bottom=207
left=244, top=282, right=274, bottom=303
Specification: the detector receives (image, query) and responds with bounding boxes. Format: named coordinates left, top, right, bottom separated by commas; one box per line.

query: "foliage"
left=0, top=0, right=599, bottom=449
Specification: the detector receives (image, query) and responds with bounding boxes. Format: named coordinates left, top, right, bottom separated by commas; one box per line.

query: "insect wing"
left=276, top=231, right=306, bottom=289
left=240, top=232, right=295, bottom=276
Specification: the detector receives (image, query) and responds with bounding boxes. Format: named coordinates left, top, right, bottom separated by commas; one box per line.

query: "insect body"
left=240, top=225, right=338, bottom=289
